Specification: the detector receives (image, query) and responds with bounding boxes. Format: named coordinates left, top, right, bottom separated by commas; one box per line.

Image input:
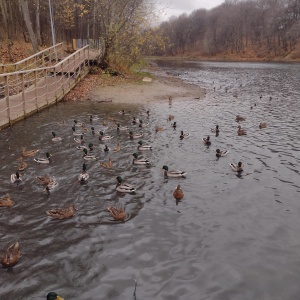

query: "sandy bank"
left=88, top=75, right=205, bottom=104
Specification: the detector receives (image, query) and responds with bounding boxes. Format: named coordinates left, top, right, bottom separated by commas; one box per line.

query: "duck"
left=51, top=132, right=62, bottom=142
left=162, top=165, right=186, bottom=178
left=107, top=206, right=126, bottom=221
left=230, top=162, right=243, bottom=173
left=21, top=147, right=39, bottom=158
left=138, top=120, right=149, bottom=128
left=76, top=145, right=88, bottom=150
left=171, top=122, right=177, bottom=129
left=46, top=292, right=64, bottom=300
left=88, top=143, right=94, bottom=152
left=83, top=148, right=97, bottom=160
left=44, top=180, right=58, bottom=193
left=116, top=123, right=128, bottom=131
left=129, top=131, right=143, bottom=139
left=259, top=122, right=267, bottom=129
left=168, top=115, right=174, bottom=121
left=74, top=135, right=85, bottom=144
left=137, top=140, right=152, bottom=151
left=46, top=205, right=77, bottom=219
left=78, top=163, right=89, bottom=182
left=216, top=149, right=229, bottom=158
left=132, top=117, right=139, bottom=125
left=34, top=152, right=52, bottom=164
left=102, top=145, right=110, bottom=152
left=118, top=109, right=126, bottom=115
left=91, top=127, right=99, bottom=135
left=0, top=194, right=14, bottom=207
left=99, top=131, right=114, bottom=141
left=100, top=157, right=112, bottom=169
left=74, top=120, right=84, bottom=127
left=18, top=158, right=27, bottom=171
left=113, top=143, right=121, bottom=152
left=36, top=175, right=54, bottom=185
left=89, top=115, right=99, bottom=121
left=11, top=171, right=22, bottom=184
left=132, top=153, right=151, bottom=165
left=115, top=176, right=136, bottom=193
left=203, top=136, right=211, bottom=146
left=235, top=115, right=246, bottom=122
left=1, top=242, right=21, bottom=268
left=173, top=185, right=184, bottom=200
left=155, top=126, right=164, bottom=132
left=180, top=131, right=190, bottom=139
left=72, top=126, right=84, bottom=136
left=237, top=125, right=247, bottom=136
left=211, top=125, right=220, bottom=133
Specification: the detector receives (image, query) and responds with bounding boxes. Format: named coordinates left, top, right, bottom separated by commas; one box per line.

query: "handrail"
left=0, top=43, right=63, bottom=67
left=0, top=45, right=89, bottom=77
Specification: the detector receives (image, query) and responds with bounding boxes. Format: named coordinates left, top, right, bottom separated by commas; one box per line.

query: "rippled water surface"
left=1, top=61, right=300, bottom=300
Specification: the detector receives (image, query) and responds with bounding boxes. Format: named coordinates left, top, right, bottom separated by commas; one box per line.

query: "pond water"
left=1, top=60, right=300, bottom=300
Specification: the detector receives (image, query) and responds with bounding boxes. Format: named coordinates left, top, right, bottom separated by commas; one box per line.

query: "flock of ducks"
left=0, top=108, right=189, bottom=271
left=1, top=88, right=269, bottom=300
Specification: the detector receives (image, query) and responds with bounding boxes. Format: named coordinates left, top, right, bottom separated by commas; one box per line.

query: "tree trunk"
left=19, top=0, right=39, bottom=53
left=35, top=0, right=42, bottom=45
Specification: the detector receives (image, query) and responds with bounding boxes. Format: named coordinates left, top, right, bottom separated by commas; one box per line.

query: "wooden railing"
left=0, top=43, right=65, bottom=74
left=0, top=45, right=91, bottom=128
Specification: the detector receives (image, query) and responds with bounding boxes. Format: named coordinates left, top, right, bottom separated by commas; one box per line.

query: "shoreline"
left=64, top=70, right=206, bottom=104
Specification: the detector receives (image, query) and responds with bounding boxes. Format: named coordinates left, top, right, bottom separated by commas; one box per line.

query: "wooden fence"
left=0, top=45, right=94, bottom=129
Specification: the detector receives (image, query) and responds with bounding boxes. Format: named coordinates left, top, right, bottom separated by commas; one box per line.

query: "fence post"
left=88, top=46, right=90, bottom=68
left=21, top=73, right=26, bottom=116
left=34, top=70, right=38, bottom=112
left=4, top=75, right=11, bottom=126
left=45, top=69, right=49, bottom=105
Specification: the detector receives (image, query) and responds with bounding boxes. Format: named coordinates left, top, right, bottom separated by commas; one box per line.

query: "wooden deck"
left=0, top=45, right=100, bottom=130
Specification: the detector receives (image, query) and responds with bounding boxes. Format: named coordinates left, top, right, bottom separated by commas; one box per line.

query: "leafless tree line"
left=0, top=0, right=153, bottom=68
left=153, top=0, right=300, bottom=58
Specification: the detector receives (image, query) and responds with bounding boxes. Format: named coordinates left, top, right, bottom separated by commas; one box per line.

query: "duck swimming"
left=173, top=185, right=184, bottom=200
left=211, top=125, right=220, bottom=133
left=137, top=140, right=152, bottom=151
left=18, top=158, right=27, bottom=171
left=107, top=206, right=126, bottom=221
left=216, top=149, right=229, bottom=158
left=259, top=122, right=267, bottom=129
left=203, top=136, right=211, bottom=146
left=0, top=194, right=14, bottom=207
left=34, top=152, right=52, bottom=164
left=172, top=122, right=177, bottom=129
left=180, top=131, right=190, bottom=139
left=237, top=125, right=247, bottom=136
left=78, top=163, right=89, bottom=182
left=36, top=175, right=54, bottom=185
left=11, top=171, right=22, bottom=184
left=113, top=143, right=121, bottom=152
left=99, top=131, right=114, bottom=141
left=52, top=132, right=62, bottom=142
left=46, top=292, right=64, bottom=300
left=116, top=123, right=128, bottom=131
left=230, top=161, right=243, bottom=173
left=46, top=205, right=77, bottom=219
left=103, top=145, right=110, bottom=152
left=163, top=165, right=186, bottom=178
left=129, top=131, right=143, bottom=139
left=100, top=157, right=112, bottom=169
left=89, top=115, right=99, bottom=122
left=139, top=120, right=149, bottom=128
left=235, top=115, right=246, bottom=122
left=115, top=176, right=136, bottom=193
left=83, top=148, right=97, bottom=160
left=1, top=242, right=21, bottom=268
left=132, top=153, right=151, bottom=165
left=21, top=147, right=39, bottom=158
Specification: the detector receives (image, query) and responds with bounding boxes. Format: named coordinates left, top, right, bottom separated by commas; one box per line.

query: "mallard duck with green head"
left=163, top=166, right=186, bottom=178
left=132, top=153, right=151, bottom=165
left=46, top=292, right=64, bottom=300
left=115, top=176, right=136, bottom=193
left=34, top=152, right=52, bottom=164
left=137, top=140, right=152, bottom=151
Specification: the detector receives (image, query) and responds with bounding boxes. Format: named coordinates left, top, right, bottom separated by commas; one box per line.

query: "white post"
left=4, top=75, right=11, bottom=125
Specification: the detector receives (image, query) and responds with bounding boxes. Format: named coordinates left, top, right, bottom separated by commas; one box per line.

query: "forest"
left=153, top=0, right=300, bottom=60
left=1, top=0, right=300, bottom=69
